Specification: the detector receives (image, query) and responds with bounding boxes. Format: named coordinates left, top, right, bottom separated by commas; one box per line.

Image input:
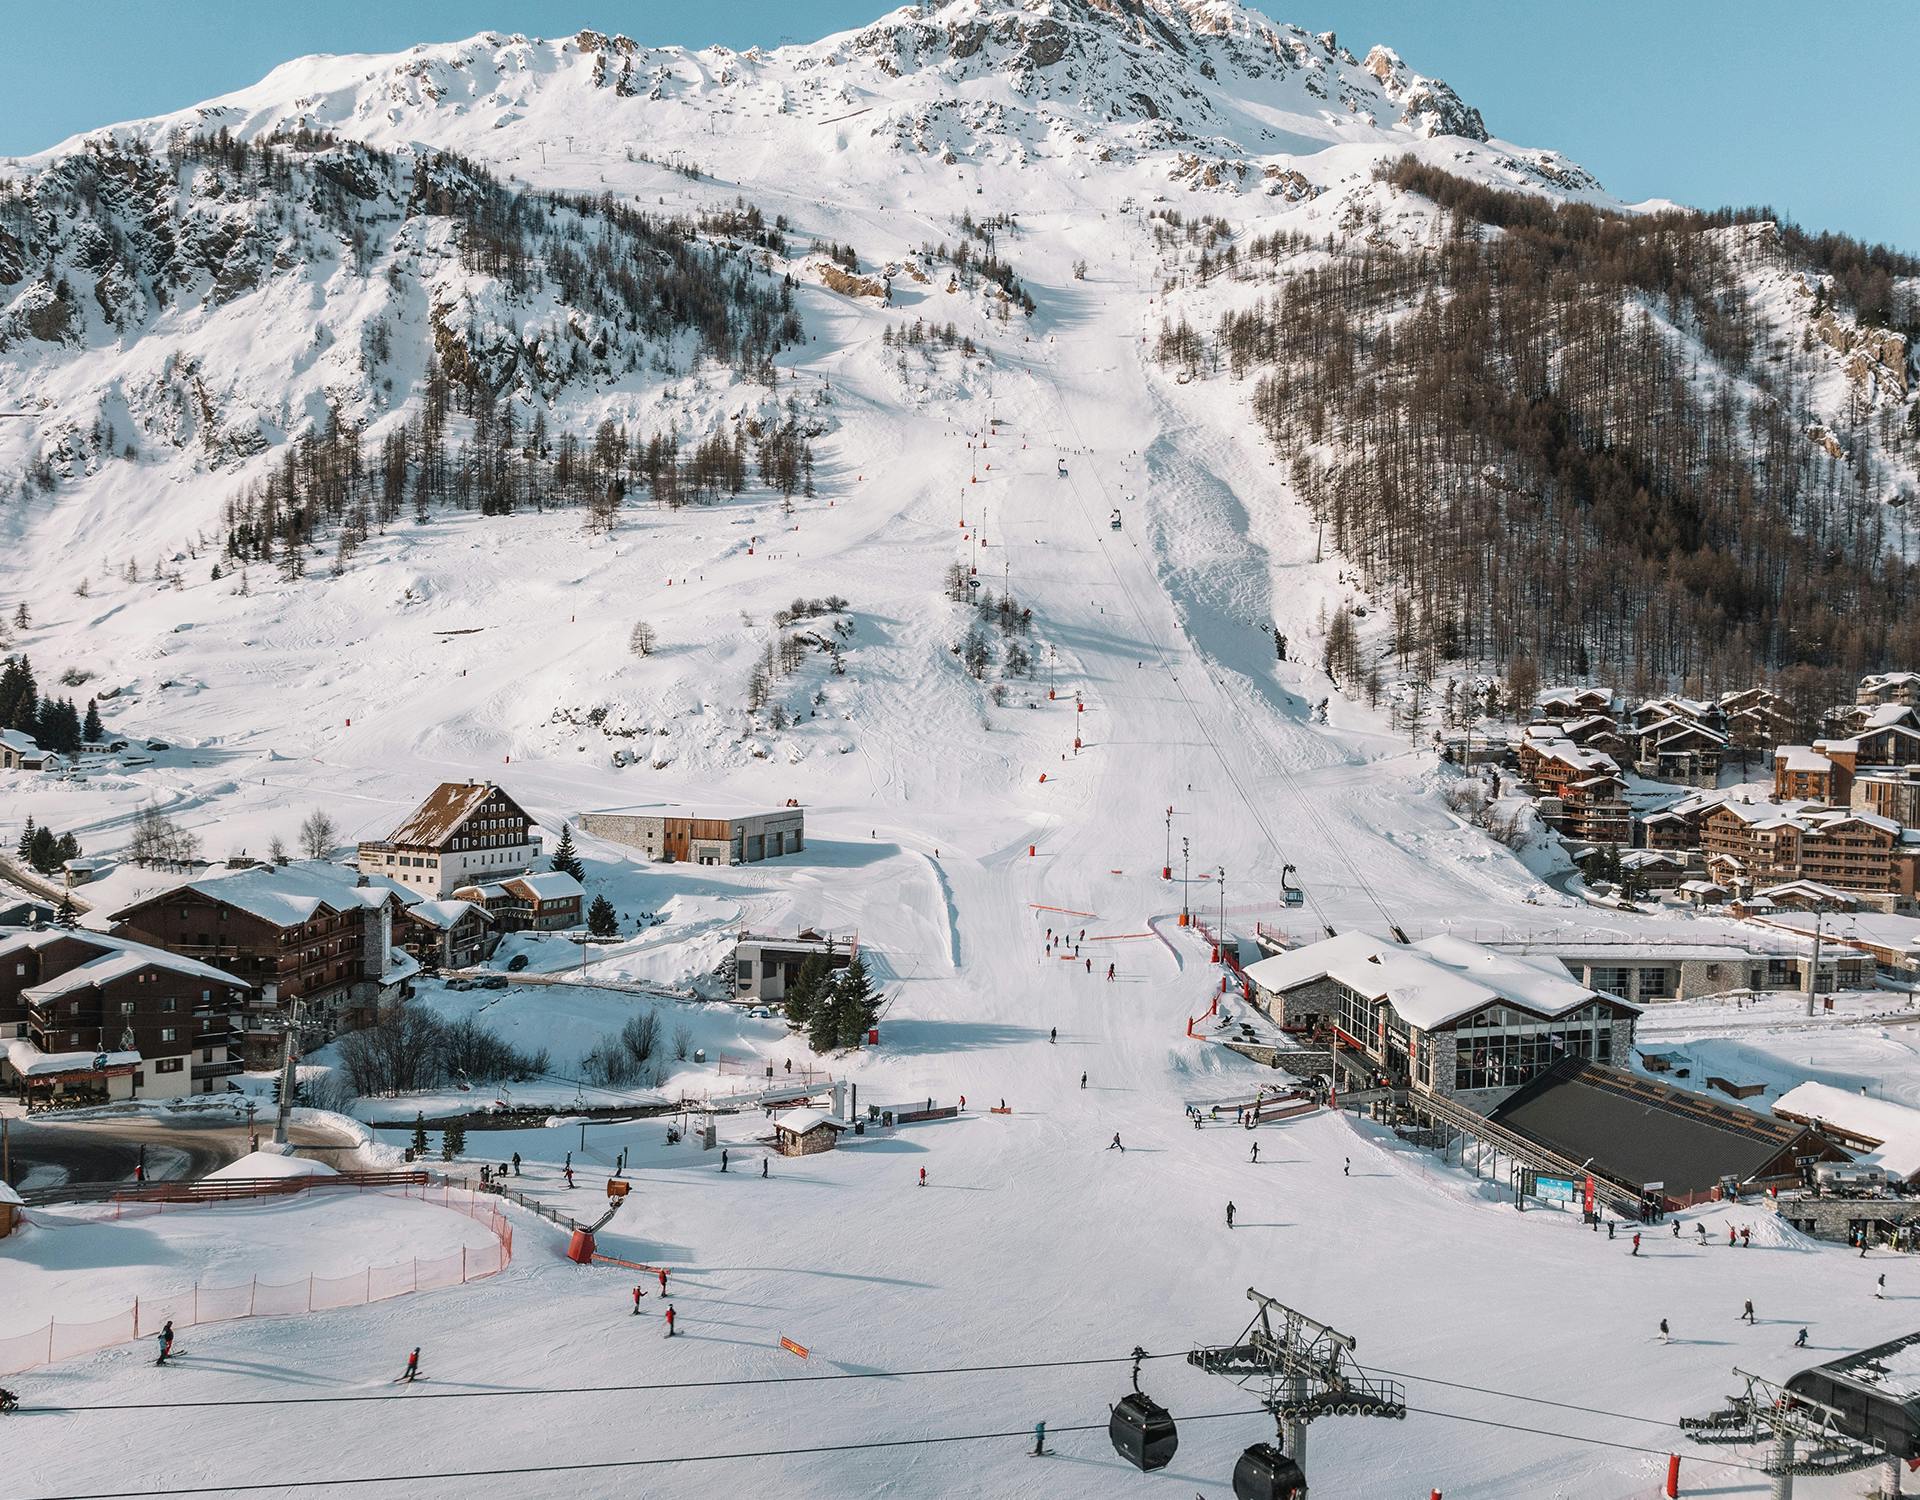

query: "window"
left=160, top=1027, right=178, bottom=1043
left=156, top=1057, right=183, bottom=1074
left=1637, top=968, right=1673, bottom=999
left=161, top=997, right=176, bottom=1012
left=1589, top=967, right=1631, bottom=998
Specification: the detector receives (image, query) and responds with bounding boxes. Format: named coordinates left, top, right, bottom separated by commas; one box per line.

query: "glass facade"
left=1451, top=1002, right=1616, bottom=1092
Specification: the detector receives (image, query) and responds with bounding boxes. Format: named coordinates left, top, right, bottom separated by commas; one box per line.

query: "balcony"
left=190, top=1058, right=243, bottom=1082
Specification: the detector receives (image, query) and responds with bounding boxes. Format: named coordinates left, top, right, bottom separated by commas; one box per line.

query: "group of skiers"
left=1041, top=927, right=1115, bottom=980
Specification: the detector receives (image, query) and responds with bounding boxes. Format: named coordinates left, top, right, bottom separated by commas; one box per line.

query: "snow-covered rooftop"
left=0, top=928, right=250, bottom=998
left=109, top=861, right=418, bottom=929
left=4, top=1039, right=140, bottom=1078
left=773, top=1108, right=847, bottom=1134
left=407, top=899, right=491, bottom=930
left=1775, top=1082, right=1920, bottom=1181
left=1245, top=932, right=1616, bottom=1031
left=508, top=871, right=584, bottom=901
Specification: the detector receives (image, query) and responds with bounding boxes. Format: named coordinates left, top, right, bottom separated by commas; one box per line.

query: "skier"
left=658, top=1268, right=669, bottom=1295
left=1106, top=963, right=1115, bottom=982
left=1049, top=1027, right=1057, bottom=1044
left=632, top=1285, right=646, bottom=1315
left=1343, top=1157, right=1350, bottom=1177
left=1672, top=1220, right=1681, bottom=1239
left=1608, top=1221, right=1616, bottom=1241
left=1729, top=1227, right=1738, bottom=1247
left=1085, top=958, right=1091, bottom=974
left=1080, top=1072, right=1087, bottom=1089
left=563, top=1166, right=574, bottom=1189
left=401, top=1347, right=420, bottom=1383
left=664, top=1305, right=676, bottom=1338
left=1033, top=1420, right=1047, bottom=1457
left=762, top=1157, right=769, bottom=1179
left=1109, top=1133, right=1124, bottom=1152
left=1741, top=1300, right=1755, bottom=1324
left=1631, top=1233, right=1641, bottom=1257
left=1250, top=1141, right=1260, bottom=1164
left=1226, top=1201, right=1236, bottom=1229
left=156, top=1320, right=175, bottom=1366
left=1877, top=1274, right=1887, bottom=1300
left=511, top=1153, right=521, bottom=1177
left=1659, top=1319, right=1670, bottom=1344
left=1741, top=1227, right=1751, bottom=1249
left=919, top=1167, right=927, bottom=1188
left=1795, top=1328, right=1809, bottom=1348
left=720, top=1150, right=729, bottom=1173
left=1696, top=1223, right=1707, bottom=1243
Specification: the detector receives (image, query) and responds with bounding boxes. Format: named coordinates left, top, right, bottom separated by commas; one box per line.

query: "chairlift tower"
left=1684, top=1367, right=1890, bottom=1500
left=1188, top=1289, right=1406, bottom=1489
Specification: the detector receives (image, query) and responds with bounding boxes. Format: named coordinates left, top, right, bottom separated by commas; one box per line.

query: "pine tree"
left=15, top=816, right=34, bottom=860
left=784, top=953, right=827, bottom=1029
left=54, top=892, right=78, bottom=929
left=806, top=983, right=842, bottom=1054
left=552, top=824, right=584, bottom=881
left=442, top=1120, right=466, bottom=1160
left=411, top=1112, right=429, bottom=1155
left=832, top=954, right=879, bottom=1050
left=587, top=894, right=617, bottom=937
left=82, top=698, right=102, bottom=744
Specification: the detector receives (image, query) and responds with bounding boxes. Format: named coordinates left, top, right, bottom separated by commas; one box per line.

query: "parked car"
left=145, top=740, right=170, bottom=751
left=479, top=975, right=509, bottom=990
left=506, top=954, right=530, bottom=972
left=445, top=977, right=473, bottom=991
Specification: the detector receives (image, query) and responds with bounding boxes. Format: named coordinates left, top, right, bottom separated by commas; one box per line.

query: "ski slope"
left=6, top=184, right=1912, bottom=1500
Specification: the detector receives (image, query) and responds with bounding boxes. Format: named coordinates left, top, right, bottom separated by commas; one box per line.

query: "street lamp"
left=1180, top=837, right=1190, bottom=926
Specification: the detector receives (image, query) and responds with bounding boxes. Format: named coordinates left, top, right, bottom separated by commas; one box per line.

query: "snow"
left=0, top=927, right=247, bottom=995
left=204, top=1149, right=340, bottom=1181
left=4, top=1039, right=140, bottom=1077
left=507, top=870, right=584, bottom=901
left=771, top=1107, right=846, bottom=1133
left=0, top=1189, right=496, bottom=1329
left=1244, top=930, right=1603, bottom=1029
left=0, top=3, right=1913, bottom=1494
left=1774, top=1082, right=1920, bottom=1180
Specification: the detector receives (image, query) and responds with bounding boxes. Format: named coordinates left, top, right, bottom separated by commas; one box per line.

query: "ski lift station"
left=1788, top=1330, right=1920, bottom=1462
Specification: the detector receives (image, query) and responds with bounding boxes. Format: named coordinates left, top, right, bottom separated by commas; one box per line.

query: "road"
left=2, top=1109, right=363, bottom=1196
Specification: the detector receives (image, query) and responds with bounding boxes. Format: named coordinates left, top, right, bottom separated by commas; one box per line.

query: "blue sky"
left=4, top=2, right=1915, bottom=254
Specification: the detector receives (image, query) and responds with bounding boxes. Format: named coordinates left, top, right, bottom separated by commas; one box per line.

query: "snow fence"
left=0, top=1182, right=511, bottom=1376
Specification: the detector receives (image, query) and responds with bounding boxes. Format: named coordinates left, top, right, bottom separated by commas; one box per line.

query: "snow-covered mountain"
left=0, top=0, right=1912, bottom=787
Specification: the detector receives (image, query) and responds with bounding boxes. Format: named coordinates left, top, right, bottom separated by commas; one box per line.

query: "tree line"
left=1194, top=157, right=1920, bottom=695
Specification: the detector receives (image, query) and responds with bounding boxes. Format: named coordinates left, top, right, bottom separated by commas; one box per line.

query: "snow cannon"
left=567, top=1228, right=596, bottom=1264
left=1232, top=1444, right=1305, bottom=1500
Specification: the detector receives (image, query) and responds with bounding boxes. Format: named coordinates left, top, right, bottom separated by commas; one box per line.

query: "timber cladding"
left=576, top=808, right=804, bottom=866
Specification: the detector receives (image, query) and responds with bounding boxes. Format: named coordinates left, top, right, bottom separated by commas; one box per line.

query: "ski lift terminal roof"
left=1244, top=931, right=1617, bottom=1030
